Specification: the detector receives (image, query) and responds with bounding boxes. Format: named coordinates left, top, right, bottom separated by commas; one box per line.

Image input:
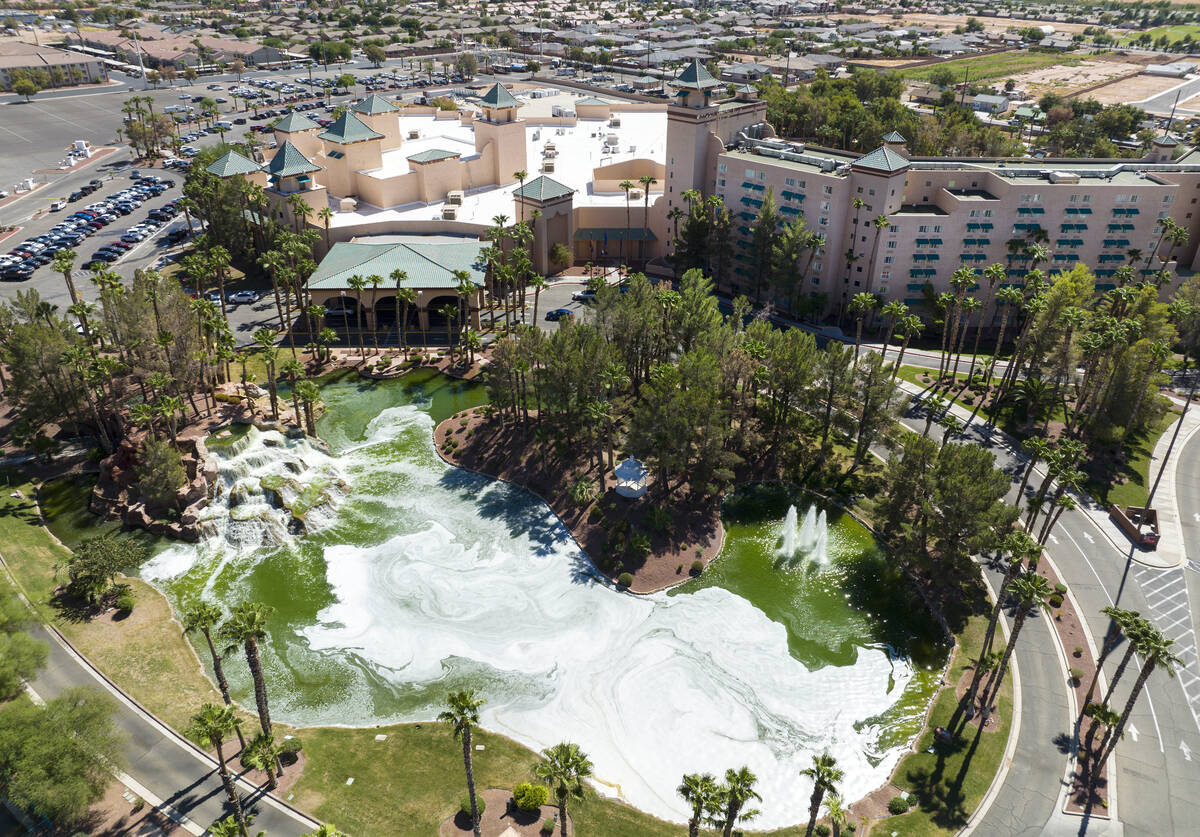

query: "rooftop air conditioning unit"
left=630, top=188, right=643, bottom=200
left=609, top=117, right=621, bottom=127
left=408, top=130, right=420, bottom=139
left=542, top=160, right=555, bottom=172
left=442, top=205, right=458, bottom=220
left=447, top=190, right=464, bottom=205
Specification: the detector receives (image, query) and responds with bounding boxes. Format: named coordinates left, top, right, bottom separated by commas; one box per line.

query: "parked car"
left=50, top=200, right=67, bottom=212
left=545, top=308, right=573, bottom=321
left=229, top=289, right=261, bottom=304
left=571, top=290, right=596, bottom=303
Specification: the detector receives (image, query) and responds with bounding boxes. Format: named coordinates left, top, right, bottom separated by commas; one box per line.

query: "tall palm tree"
left=346, top=274, right=367, bottom=359
left=619, top=180, right=635, bottom=265
left=52, top=248, right=81, bottom=308
left=1121, top=339, right=1172, bottom=440
left=864, top=214, right=890, bottom=293
left=847, top=292, right=877, bottom=360
left=219, top=601, right=276, bottom=738
left=678, top=773, right=721, bottom=837
left=801, top=753, right=842, bottom=837
left=719, top=766, right=760, bottom=837
left=188, top=704, right=248, bottom=837
left=514, top=169, right=527, bottom=222
left=317, top=206, right=334, bottom=252
left=438, top=303, right=459, bottom=359
left=879, top=300, right=907, bottom=359
left=366, top=274, right=383, bottom=354
left=1098, top=628, right=1181, bottom=769
left=639, top=174, right=658, bottom=265
left=1080, top=607, right=1141, bottom=718
left=439, top=690, right=486, bottom=837
left=183, top=602, right=246, bottom=750
left=533, top=742, right=593, bottom=837
left=890, top=314, right=924, bottom=381
left=982, top=571, right=1053, bottom=718
left=242, top=732, right=283, bottom=790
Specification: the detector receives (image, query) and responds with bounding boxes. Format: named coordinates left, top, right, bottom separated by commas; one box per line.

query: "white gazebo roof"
left=614, top=457, right=647, bottom=481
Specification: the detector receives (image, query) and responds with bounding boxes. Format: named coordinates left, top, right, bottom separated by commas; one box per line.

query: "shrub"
left=587, top=506, right=605, bottom=524
left=962, top=396, right=975, bottom=405
left=279, top=737, right=302, bottom=763
left=1069, top=667, right=1083, bottom=684
left=513, top=781, right=549, bottom=811
left=648, top=506, right=672, bottom=533
left=628, top=532, right=651, bottom=558
left=617, top=572, right=633, bottom=588
left=1073, top=646, right=1083, bottom=658
left=690, top=559, right=704, bottom=576
left=115, top=588, right=135, bottom=614
left=460, top=795, right=485, bottom=817
left=1054, top=582, right=1068, bottom=594
left=540, top=819, right=556, bottom=835
left=816, top=825, right=832, bottom=837
left=888, top=796, right=911, bottom=815
left=1049, top=593, right=1064, bottom=608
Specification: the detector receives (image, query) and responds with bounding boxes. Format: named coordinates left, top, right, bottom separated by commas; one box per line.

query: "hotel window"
left=717, top=163, right=726, bottom=173
left=1083, top=195, right=1092, bottom=202
left=718, top=178, right=725, bottom=187
left=933, top=225, right=942, bottom=233
left=887, top=240, right=897, bottom=248
left=821, top=200, right=831, bottom=211
left=785, top=177, right=796, bottom=186
left=918, top=225, right=929, bottom=233
left=818, top=217, right=828, bottom=226
left=758, top=172, right=766, bottom=181
left=1164, top=195, right=1174, bottom=204
left=881, top=271, right=890, bottom=281
left=869, top=189, right=876, bottom=196
left=1115, top=195, right=1127, bottom=202
left=1069, top=195, right=1079, bottom=203
left=745, top=168, right=756, bottom=178
left=823, top=185, right=833, bottom=195
left=984, top=209, right=993, bottom=217
left=798, top=180, right=806, bottom=188
left=814, top=263, right=823, bottom=272
left=1129, top=195, right=1140, bottom=203
left=857, top=186, right=863, bottom=193
left=969, top=209, right=980, bottom=217
left=883, top=256, right=894, bottom=264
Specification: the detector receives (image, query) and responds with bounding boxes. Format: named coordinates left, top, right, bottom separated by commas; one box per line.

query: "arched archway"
left=423, top=294, right=462, bottom=344
left=324, top=295, right=365, bottom=328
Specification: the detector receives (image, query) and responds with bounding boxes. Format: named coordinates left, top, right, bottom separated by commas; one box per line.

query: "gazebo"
left=614, top=457, right=648, bottom=498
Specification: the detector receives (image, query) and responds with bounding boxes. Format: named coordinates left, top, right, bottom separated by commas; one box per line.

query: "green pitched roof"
left=479, top=82, right=520, bottom=109
left=852, top=146, right=909, bottom=174
left=1155, top=133, right=1180, bottom=146
left=575, top=96, right=611, bottom=106
left=317, top=110, right=384, bottom=145
left=882, top=130, right=906, bottom=143
left=265, top=140, right=322, bottom=177
left=673, top=58, right=721, bottom=91
left=513, top=175, right=573, bottom=202
left=273, top=112, right=320, bottom=133
left=206, top=150, right=262, bottom=178
left=308, top=236, right=487, bottom=291
left=352, top=94, right=399, bottom=115
left=407, top=148, right=461, bottom=164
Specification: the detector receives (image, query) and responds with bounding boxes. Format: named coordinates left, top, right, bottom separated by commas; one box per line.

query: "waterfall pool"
left=53, top=369, right=949, bottom=828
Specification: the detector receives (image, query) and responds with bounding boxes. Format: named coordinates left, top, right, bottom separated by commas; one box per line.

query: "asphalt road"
left=19, top=610, right=317, bottom=836
left=898, top=385, right=1200, bottom=837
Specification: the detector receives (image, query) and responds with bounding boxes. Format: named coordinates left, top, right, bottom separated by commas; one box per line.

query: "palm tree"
left=439, top=303, right=459, bottom=359
left=188, top=704, right=248, bottom=837
left=864, top=214, right=890, bottom=293
left=533, top=742, right=593, bottom=837
left=346, top=275, right=367, bottom=359
left=619, top=180, right=635, bottom=265
left=1008, top=375, right=1054, bottom=433
left=719, top=766, right=760, bottom=837
left=982, top=571, right=1053, bottom=718
left=1081, top=607, right=1142, bottom=718
left=301, top=827, right=347, bottom=837
left=801, top=753, right=842, bottom=837
left=890, top=314, right=924, bottom=381
left=1121, top=339, right=1172, bottom=440
left=639, top=174, right=658, bottom=264
left=847, top=292, right=877, bottom=360
left=366, top=274, right=384, bottom=354
left=52, top=248, right=80, bottom=307
left=678, top=773, right=721, bottom=837
left=439, top=690, right=486, bottom=837
left=528, top=273, right=548, bottom=324
left=879, top=300, right=907, bottom=360
left=1097, top=628, right=1181, bottom=770
left=317, top=206, right=334, bottom=252
left=242, top=732, right=283, bottom=790
left=219, top=601, right=276, bottom=738
left=825, top=792, right=850, bottom=837
left=295, top=379, right=320, bottom=436
left=514, top=169, right=527, bottom=222
left=183, top=602, right=246, bottom=750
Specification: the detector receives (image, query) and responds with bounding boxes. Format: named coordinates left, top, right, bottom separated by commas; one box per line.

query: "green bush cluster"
left=617, top=572, right=633, bottom=588
left=690, top=559, right=704, bottom=576
left=513, top=781, right=549, bottom=811
left=460, top=795, right=485, bottom=817
left=888, top=796, right=911, bottom=815
left=115, top=588, right=135, bottom=614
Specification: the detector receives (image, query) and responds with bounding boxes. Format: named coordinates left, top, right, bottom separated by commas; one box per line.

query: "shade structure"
left=614, top=457, right=648, bottom=498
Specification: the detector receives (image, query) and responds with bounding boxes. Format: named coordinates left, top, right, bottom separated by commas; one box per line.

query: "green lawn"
left=885, top=615, right=1013, bottom=837
left=1118, top=24, right=1200, bottom=45
left=1087, top=407, right=1179, bottom=509
left=901, top=52, right=1080, bottom=84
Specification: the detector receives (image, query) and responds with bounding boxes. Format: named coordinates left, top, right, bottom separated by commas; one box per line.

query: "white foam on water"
left=151, top=401, right=924, bottom=829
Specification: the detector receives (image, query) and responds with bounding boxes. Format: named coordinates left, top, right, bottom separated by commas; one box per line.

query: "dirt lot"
left=1087, top=72, right=1188, bottom=104
left=823, top=11, right=1097, bottom=36
left=1009, top=59, right=1144, bottom=97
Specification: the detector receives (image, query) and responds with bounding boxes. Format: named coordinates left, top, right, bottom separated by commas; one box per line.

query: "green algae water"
left=44, top=370, right=948, bottom=827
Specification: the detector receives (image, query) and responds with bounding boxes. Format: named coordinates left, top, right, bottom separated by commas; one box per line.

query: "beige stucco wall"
left=592, top=159, right=667, bottom=194
left=275, top=127, right=323, bottom=159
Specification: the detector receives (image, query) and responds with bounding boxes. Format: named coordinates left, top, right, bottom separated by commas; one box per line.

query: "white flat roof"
left=328, top=109, right=667, bottom=227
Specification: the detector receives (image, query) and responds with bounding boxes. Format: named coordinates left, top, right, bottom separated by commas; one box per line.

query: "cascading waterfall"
left=777, top=503, right=831, bottom=569
left=199, top=426, right=347, bottom=547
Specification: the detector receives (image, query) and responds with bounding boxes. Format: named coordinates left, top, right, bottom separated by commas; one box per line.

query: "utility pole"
left=132, top=30, right=148, bottom=90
